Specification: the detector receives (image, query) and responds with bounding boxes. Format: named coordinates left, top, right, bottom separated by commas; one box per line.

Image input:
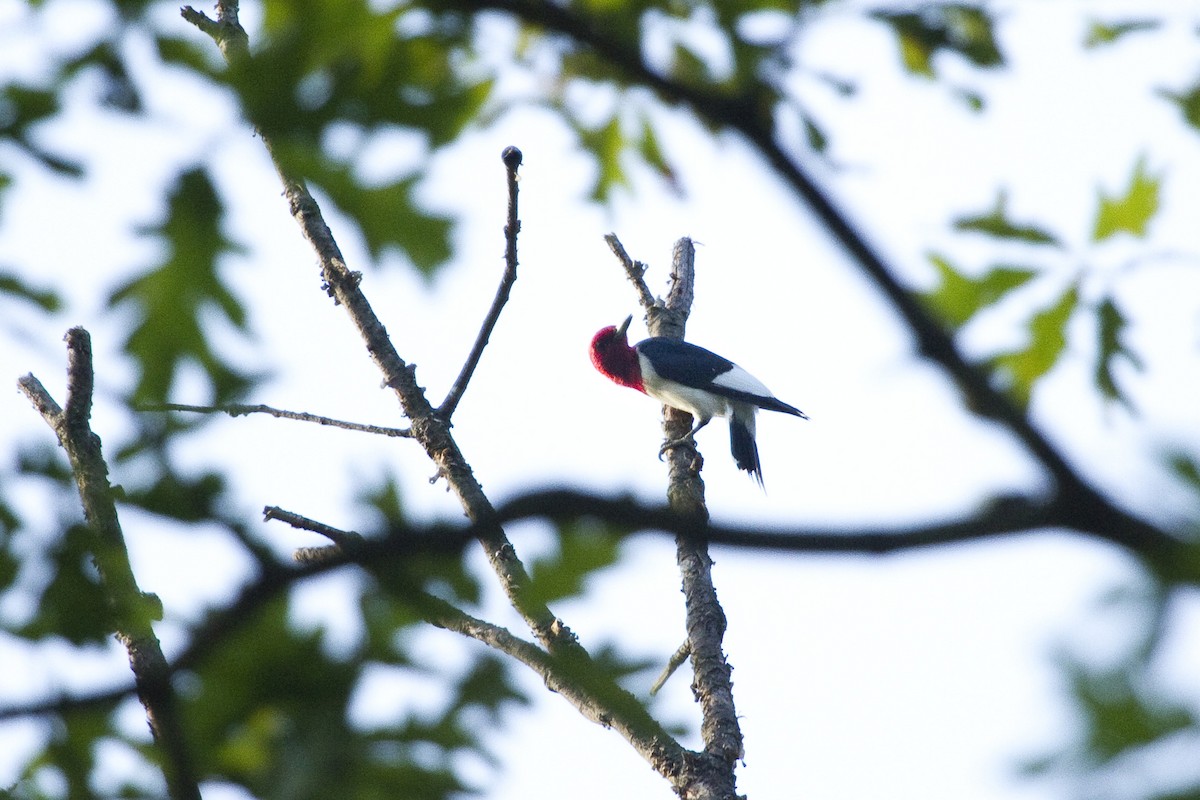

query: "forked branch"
left=18, top=328, right=201, bottom=800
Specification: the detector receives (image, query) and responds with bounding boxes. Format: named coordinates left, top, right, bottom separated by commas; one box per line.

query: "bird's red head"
left=589, top=315, right=644, bottom=392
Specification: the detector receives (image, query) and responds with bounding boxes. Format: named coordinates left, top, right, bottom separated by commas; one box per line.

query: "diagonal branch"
left=416, top=588, right=685, bottom=773
left=439, top=146, right=525, bottom=419
left=181, top=1, right=695, bottom=785
left=182, top=4, right=576, bottom=655
left=17, top=328, right=201, bottom=800
left=604, top=232, right=656, bottom=309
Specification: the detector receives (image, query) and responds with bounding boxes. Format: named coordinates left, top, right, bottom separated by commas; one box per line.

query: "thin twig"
left=263, top=505, right=364, bottom=547
left=604, top=233, right=656, bottom=310
left=18, top=328, right=202, bottom=800
left=262, top=505, right=366, bottom=564
left=649, top=640, right=691, bottom=696
left=143, top=402, right=412, bottom=437
left=438, top=146, right=525, bottom=419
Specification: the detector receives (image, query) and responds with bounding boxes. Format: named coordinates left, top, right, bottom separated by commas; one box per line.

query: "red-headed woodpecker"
left=589, top=315, right=806, bottom=485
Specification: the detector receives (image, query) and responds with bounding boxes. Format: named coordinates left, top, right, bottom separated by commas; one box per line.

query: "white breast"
left=638, top=354, right=731, bottom=423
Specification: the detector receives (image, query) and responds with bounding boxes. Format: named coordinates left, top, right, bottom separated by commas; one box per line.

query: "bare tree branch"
left=262, top=504, right=367, bottom=556
left=606, top=235, right=744, bottom=796
left=418, top=587, right=685, bottom=772
left=183, top=6, right=576, bottom=655
left=143, top=402, right=413, bottom=437
left=604, top=232, right=656, bottom=309
left=663, top=240, right=744, bottom=779
left=179, top=8, right=694, bottom=786
left=17, top=328, right=201, bottom=800
left=439, top=146, right=525, bottom=419
left=650, top=640, right=691, bottom=696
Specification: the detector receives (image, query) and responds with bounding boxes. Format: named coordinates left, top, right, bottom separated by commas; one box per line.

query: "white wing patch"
left=711, top=363, right=773, bottom=400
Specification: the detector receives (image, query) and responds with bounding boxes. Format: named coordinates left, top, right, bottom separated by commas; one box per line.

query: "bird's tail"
left=729, top=409, right=764, bottom=488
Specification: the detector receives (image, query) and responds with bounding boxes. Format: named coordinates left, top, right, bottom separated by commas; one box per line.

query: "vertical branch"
left=439, top=146, right=524, bottom=418
left=658, top=240, right=744, bottom=778
left=608, top=236, right=743, bottom=797
left=18, top=328, right=201, bottom=800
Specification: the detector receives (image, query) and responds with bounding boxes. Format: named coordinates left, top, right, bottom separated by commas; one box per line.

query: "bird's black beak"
left=616, top=315, right=633, bottom=339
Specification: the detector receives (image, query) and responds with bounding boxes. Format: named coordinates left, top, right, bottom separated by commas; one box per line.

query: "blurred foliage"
left=952, top=191, right=1060, bottom=247
left=0, top=1, right=1197, bottom=799
left=920, top=153, right=1163, bottom=410
left=1083, top=19, right=1160, bottom=50
left=108, top=166, right=254, bottom=408
left=1092, top=157, right=1161, bottom=242
left=16, top=523, right=114, bottom=646
left=920, top=254, right=1038, bottom=330
left=989, top=282, right=1079, bottom=408
left=870, top=3, right=1003, bottom=79
left=179, top=597, right=527, bottom=799
left=0, top=272, right=62, bottom=313
left=526, top=519, right=622, bottom=607
left=1021, top=584, right=1200, bottom=800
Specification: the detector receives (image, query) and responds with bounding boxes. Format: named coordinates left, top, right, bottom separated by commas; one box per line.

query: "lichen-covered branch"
left=18, top=328, right=201, bottom=800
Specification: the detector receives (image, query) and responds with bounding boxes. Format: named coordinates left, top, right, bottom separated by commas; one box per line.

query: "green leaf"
left=953, top=87, right=985, bottom=112
left=0, top=85, right=85, bottom=177
left=918, top=253, right=1038, bottom=329
left=670, top=42, right=716, bottom=86
left=0, top=270, right=63, bottom=312
left=803, top=116, right=828, bottom=153
left=275, top=145, right=454, bottom=275
left=812, top=70, right=856, bottom=97
left=989, top=283, right=1079, bottom=407
left=1092, top=156, right=1160, bottom=242
left=1084, top=19, right=1159, bottom=49
left=155, top=34, right=223, bottom=75
left=356, top=476, right=481, bottom=607
left=576, top=115, right=631, bottom=202
left=1093, top=296, right=1143, bottom=407
left=1166, top=453, right=1200, bottom=494
left=525, top=519, right=622, bottom=607
left=1158, top=81, right=1200, bottom=132
left=230, top=3, right=486, bottom=148
left=446, top=653, right=529, bottom=720
left=108, top=166, right=255, bottom=405
left=18, top=524, right=114, bottom=644
left=122, top=471, right=227, bottom=522
left=1061, top=657, right=1195, bottom=762
left=871, top=4, right=1003, bottom=79
left=183, top=598, right=370, bottom=796
left=21, top=704, right=116, bottom=796
left=953, top=191, right=1060, bottom=245
left=589, top=641, right=660, bottom=683
left=358, top=475, right=407, bottom=529
left=62, top=39, right=141, bottom=113
left=636, top=115, right=680, bottom=192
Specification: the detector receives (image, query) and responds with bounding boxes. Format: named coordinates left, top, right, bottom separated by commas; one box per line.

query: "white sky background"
left=2, top=1, right=1200, bottom=799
